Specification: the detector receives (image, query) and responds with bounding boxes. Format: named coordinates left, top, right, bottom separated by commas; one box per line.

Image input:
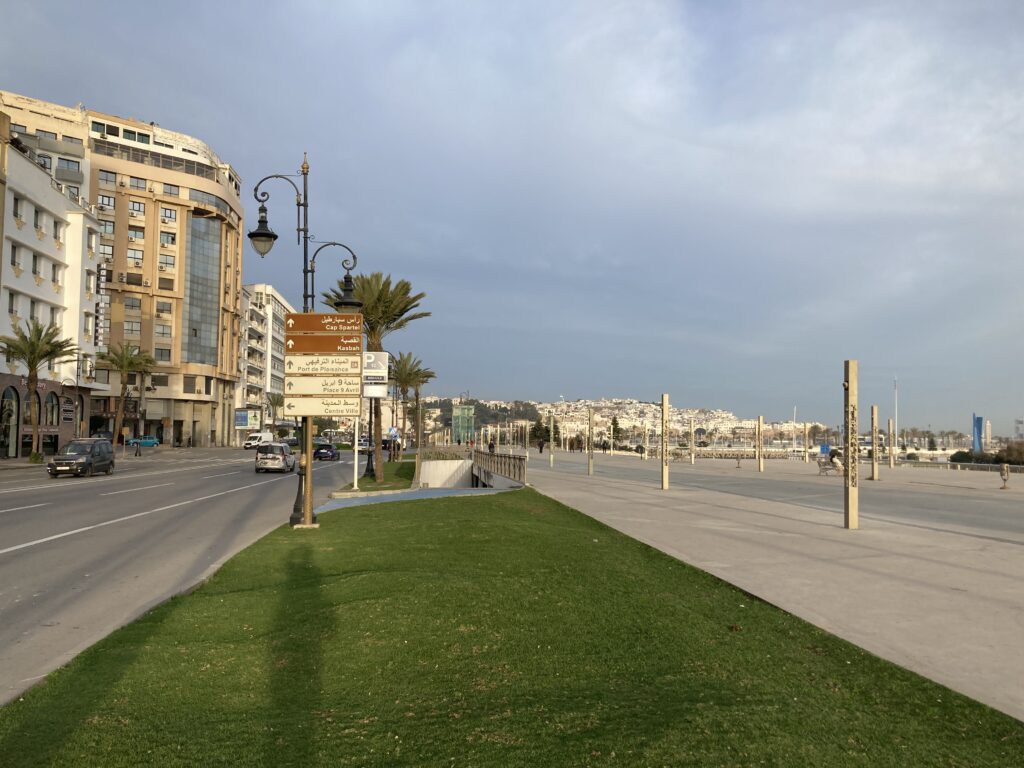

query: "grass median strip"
left=1, top=489, right=1021, bottom=767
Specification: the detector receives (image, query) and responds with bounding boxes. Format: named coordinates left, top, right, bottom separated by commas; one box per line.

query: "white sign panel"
left=285, top=376, right=361, bottom=396
left=284, top=396, right=362, bottom=417
left=363, top=351, right=389, bottom=384
left=285, top=354, right=362, bottom=376
left=363, top=384, right=387, bottom=399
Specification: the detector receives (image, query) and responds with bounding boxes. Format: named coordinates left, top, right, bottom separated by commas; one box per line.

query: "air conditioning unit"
left=118, top=180, right=126, bottom=187
left=160, top=217, right=167, bottom=223
left=143, top=279, right=151, bottom=287
left=103, top=256, right=113, bottom=263
left=148, top=186, right=155, bottom=193
left=156, top=312, right=166, bottom=319
left=100, top=133, right=107, bottom=139
left=118, top=273, right=126, bottom=282
left=97, top=205, right=107, bottom=211
left=128, top=236, right=136, bottom=242
left=158, top=265, right=166, bottom=271
left=129, top=211, right=139, bottom=218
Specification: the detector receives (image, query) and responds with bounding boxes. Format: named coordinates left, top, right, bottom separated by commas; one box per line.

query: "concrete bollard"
left=1000, top=464, right=1009, bottom=490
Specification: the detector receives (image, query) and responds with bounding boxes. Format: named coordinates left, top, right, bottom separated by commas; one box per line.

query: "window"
left=126, top=372, right=137, bottom=385
left=129, top=176, right=146, bottom=190
left=37, top=155, right=52, bottom=170
left=124, top=296, right=142, bottom=311
left=7, top=291, right=18, bottom=315
left=51, top=263, right=60, bottom=283
left=126, top=273, right=143, bottom=286
left=86, top=272, right=96, bottom=293
left=155, top=324, right=171, bottom=338
left=63, top=136, right=83, bottom=146
left=34, top=208, right=42, bottom=229
left=9, top=244, right=17, bottom=267
left=158, top=253, right=175, bottom=270
left=151, top=374, right=168, bottom=387
left=12, top=197, right=21, bottom=218
left=159, top=207, right=176, bottom=221
left=124, top=320, right=141, bottom=336
left=163, top=183, right=179, bottom=196
left=32, top=253, right=41, bottom=276
left=138, top=133, right=150, bottom=144
left=100, top=220, right=114, bottom=235
left=52, top=220, right=62, bottom=240
left=123, top=129, right=136, bottom=141
left=66, top=185, right=79, bottom=198
left=159, top=231, right=176, bottom=246
left=98, top=170, right=116, bottom=185
left=128, top=226, right=144, bottom=239
left=158, top=277, right=174, bottom=290
left=84, top=315, right=94, bottom=335
left=156, top=300, right=172, bottom=313
left=49, top=307, right=59, bottom=326
left=57, top=158, right=80, bottom=171
left=91, top=121, right=105, bottom=133
left=36, top=129, right=57, bottom=140
left=98, top=194, right=114, bottom=208
left=29, top=299, right=37, bottom=321
left=155, top=348, right=171, bottom=362
left=128, top=249, right=144, bottom=267
left=10, top=123, right=26, bottom=134
left=105, top=125, right=120, bottom=137
left=99, top=243, right=113, bottom=259
left=129, top=200, right=145, bottom=214
left=183, top=375, right=196, bottom=391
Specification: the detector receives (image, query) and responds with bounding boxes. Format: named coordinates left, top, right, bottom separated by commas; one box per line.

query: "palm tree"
left=0, top=320, right=77, bottom=459
left=266, top=392, right=284, bottom=433
left=392, top=352, right=436, bottom=437
left=97, top=343, right=156, bottom=447
left=323, top=272, right=430, bottom=481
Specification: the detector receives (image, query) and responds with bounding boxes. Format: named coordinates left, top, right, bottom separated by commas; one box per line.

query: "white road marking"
left=0, top=503, right=50, bottom=515
left=0, top=476, right=288, bottom=557
left=200, top=472, right=239, bottom=479
left=100, top=483, right=173, bottom=496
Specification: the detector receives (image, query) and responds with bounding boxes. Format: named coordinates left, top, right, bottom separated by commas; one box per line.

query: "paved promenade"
left=527, top=452, right=1024, bottom=722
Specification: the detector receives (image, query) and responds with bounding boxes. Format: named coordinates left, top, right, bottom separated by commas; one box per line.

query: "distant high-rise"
left=1, top=90, right=243, bottom=447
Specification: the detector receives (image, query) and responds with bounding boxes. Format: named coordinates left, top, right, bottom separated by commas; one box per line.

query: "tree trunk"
left=373, top=397, right=384, bottom=482
left=28, top=372, right=39, bottom=456
left=112, top=382, right=128, bottom=447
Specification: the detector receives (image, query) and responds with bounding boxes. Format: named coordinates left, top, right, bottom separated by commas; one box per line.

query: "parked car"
left=255, top=442, right=296, bottom=473
left=357, top=438, right=374, bottom=454
left=47, top=438, right=115, bottom=478
left=126, top=435, right=160, bottom=447
left=313, top=443, right=340, bottom=461
left=284, top=436, right=300, bottom=448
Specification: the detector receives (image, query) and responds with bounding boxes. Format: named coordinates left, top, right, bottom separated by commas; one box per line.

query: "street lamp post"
left=248, top=155, right=361, bottom=528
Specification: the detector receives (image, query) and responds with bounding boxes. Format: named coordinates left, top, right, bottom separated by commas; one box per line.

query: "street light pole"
left=247, top=155, right=319, bottom=528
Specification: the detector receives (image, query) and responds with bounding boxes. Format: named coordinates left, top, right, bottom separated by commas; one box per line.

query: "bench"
left=817, top=457, right=843, bottom=476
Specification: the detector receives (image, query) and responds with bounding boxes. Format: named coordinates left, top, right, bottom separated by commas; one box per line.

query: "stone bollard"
left=1000, top=464, right=1009, bottom=490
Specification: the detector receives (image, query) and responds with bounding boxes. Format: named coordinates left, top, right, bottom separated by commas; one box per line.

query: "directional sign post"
left=284, top=313, right=363, bottom=418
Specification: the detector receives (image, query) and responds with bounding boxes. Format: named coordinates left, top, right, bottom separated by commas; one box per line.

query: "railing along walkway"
left=472, top=450, right=527, bottom=484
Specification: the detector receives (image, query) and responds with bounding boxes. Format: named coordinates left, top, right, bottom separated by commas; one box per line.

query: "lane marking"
left=100, top=483, right=173, bottom=496
left=0, top=502, right=50, bottom=515
left=0, top=476, right=288, bottom=557
left=0, top=461, right=256, bottom=495
left=200, top=472, right=239, bottom=479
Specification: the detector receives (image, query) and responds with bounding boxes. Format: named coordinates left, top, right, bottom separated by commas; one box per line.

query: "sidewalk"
left=528, top=454, right=1024, bottom=722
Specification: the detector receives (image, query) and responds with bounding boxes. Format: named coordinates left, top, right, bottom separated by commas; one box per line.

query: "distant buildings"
left=1, top=90, right=244, bottom=448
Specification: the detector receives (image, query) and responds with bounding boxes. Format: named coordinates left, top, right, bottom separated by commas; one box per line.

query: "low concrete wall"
left=419, top=459, right=473, bottom=489
left=472, top=466, right=521, bottom=489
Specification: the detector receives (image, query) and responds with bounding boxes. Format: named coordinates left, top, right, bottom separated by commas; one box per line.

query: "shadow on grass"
left=0, top=602, right=171, bottom=766
left=264, top=542, right=335, bottom=765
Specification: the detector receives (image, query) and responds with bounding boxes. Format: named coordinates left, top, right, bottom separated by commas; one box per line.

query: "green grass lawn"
left=1, top=489, right=1021, bottom=767
left=339, top=457, right=415, bottom=492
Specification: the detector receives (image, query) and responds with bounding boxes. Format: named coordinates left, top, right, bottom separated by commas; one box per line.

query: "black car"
left=47, top=438, right=115, bottom=477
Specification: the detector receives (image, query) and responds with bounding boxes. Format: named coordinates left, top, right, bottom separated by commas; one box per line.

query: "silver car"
left=254, top=442, right=296, bottom=473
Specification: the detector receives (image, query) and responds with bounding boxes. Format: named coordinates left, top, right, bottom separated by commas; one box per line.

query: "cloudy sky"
left=4, top=1, right=1023, bottom=432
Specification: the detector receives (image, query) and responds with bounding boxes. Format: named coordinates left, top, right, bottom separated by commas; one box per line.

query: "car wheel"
left=107, top=461, right=114, bottom=475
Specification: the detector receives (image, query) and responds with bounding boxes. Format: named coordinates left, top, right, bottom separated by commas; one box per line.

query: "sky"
left=3, top=1, right=1023, bottom=432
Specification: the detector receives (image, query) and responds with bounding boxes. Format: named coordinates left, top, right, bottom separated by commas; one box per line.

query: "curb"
left=327, top=488, right=414, bottom=499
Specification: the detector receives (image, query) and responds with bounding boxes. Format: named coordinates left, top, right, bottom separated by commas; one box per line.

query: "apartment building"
left=0, top=91, right=243, bottom=447
left=234, top=283, right=295, bottom=444
left=1, top=110, right=105, bottom=456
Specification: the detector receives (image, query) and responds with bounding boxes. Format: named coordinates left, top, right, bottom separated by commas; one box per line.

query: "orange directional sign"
left=285, top=333, right=362, bottom=354
left=285, top=313, right=361, bottom=334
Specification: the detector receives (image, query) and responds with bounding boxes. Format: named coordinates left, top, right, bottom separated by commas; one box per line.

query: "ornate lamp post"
left=248, top=155, right=361, bottom=527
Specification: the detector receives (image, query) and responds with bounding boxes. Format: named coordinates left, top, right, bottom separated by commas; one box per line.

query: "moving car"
left=254, top=442, right=296, bottom=473
left=126, top=435, right=160, bottom=447
left=243, top=431, right=275, bottom=449
left=313, top=443, right=340, bottom=461
left=47, top=438, right=115, bottom=477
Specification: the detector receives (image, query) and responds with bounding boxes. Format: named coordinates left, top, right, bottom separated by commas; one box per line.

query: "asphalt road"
left=0, top=446, right=360, bottom=704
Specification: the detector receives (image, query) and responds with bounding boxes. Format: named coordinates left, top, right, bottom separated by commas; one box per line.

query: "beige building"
left=1, top=91, right=243, bottom=447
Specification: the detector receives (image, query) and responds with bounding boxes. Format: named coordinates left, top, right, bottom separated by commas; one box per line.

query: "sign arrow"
left=286, top=381, right=293, bottom=390
left=287, top=317, right=295, bottom=327
left=286, top=339, right=295, bottom=349
left=286, top=402, right=294, bottom=410
left=286, top=360, right=294, bottom=370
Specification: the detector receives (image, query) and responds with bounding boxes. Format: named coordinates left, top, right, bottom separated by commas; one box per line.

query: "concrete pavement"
left=527, top=452, right=1024, bottom=722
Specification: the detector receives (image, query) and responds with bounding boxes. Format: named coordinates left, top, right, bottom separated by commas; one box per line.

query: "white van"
left=243, top=431, right=275, bottom=450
